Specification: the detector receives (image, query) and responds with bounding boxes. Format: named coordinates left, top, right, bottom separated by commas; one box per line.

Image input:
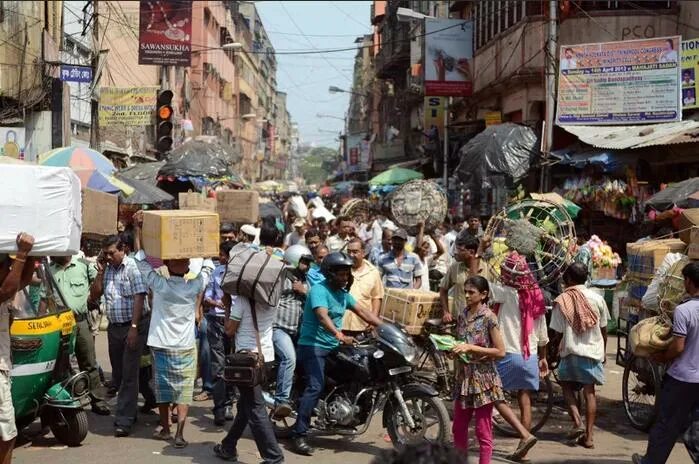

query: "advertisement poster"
left=346, top=134, right=372, bottom=173
left=424, top=19, right=473, bottom=97
left=99, top=87, right=158, bottom=126
left=557, top=36, right=681, bottom=125
left=0, top=127, right=25, bottom=159
left=138, top=0, right=192, bottom=66
left=423, top=96, right=445, bottom=143
left=681, top=39, right=699, bottom=109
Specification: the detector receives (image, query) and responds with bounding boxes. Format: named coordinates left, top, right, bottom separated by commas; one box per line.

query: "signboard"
left=346, top=134, right=372, bottom=173
left=424, top=96, right=445, bottom=143
left=138, top=0, right=192, bottom=66
left=485, top=111, right=502, bottom=126
left=557, top=36, right=682, bottom=125
left=60, top=65, right=92, bottom=83
left=0, top=127, right=25, bottom=159
left=99, top=86, right=158, bottom=126
left=424, top=19, right=473, bottom=96
left=681, top=39, right=699, bottom=109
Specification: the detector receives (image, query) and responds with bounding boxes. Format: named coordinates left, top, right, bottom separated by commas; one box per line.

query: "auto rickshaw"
left=9, top=259, right=90, bottom=446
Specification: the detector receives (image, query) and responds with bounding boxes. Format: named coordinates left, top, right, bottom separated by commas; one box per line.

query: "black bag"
left=685, top=404, right=699, bottom=463
left=223, top=300, right=267, bottom=387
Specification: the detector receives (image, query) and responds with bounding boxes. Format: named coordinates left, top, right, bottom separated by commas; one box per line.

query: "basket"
left=387, top=180, right=447, bottom=234
left=658, top=255, right=690, bottom=317
left=340, top=198, right=373, bottom=224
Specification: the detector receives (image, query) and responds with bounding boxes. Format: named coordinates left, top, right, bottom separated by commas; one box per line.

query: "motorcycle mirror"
left=373, top=349, right=384, bottom=359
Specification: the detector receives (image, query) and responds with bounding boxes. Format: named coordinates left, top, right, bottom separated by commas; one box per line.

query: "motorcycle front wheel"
left=385, top=392, right=451, bottom=446
left=47, top=408, right=88, bottom=447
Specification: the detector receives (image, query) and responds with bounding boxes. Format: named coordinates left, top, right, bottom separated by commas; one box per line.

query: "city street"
left=11, top=335, right=689, bottom=464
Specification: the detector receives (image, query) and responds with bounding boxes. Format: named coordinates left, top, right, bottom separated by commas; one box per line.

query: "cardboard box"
left=82, top=189, right=118, bottom=236
left=178, top=192, right=217, bottom=212
left=679, top=208, right=699, bottom=244
left=380, top=288, right=448, bottom=335
left=0, top=165, right=81, bottom=256
left=689, top=243, right=699, bottom=260
left=626, top=239, right=687, bottom=280
left=216, top=190, right=259, bottom=223
left=142, top=210, right=219, bottom=259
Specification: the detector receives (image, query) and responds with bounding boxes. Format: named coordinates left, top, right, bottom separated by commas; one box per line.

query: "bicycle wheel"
left=493, top=375, right=554, bottom=437
left=622, top=355, right=661, bottom=432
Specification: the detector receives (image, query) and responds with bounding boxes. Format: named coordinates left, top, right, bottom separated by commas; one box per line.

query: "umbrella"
left=319, top=185, right=335, bottom=196
left=159, top=140, right=233, bottom=178
left=119, top=161, right=165, bottom=185
left=260, top=201, right=283, bottom=219
left=369, top=167, right=424, bottom=186
left=116, top=174, right=174, bottom=205
left=646, top=177, right=699, bottom=211
left=72, top=168, right=134, bottom=195
left=39, top=146, right=116, bottom=174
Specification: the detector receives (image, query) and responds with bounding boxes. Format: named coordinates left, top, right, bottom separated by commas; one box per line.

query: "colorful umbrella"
left=369, top=167, right=423, bottom=186
left=73, top=168, right=134, bottom=195
left=39, top=146, right=116, bottom=174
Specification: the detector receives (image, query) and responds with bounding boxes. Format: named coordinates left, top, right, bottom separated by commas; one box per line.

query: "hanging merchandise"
left=559, top=176, right=636, bottom=219
left=584, top=235, right=622, bottom=280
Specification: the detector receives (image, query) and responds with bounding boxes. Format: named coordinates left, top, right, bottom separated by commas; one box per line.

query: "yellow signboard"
left=485, top=111, right=502, bottom=126
left=424, top=96, right=445, bottom=141
left=681, top=39, right=699, bottom=109
left=99, top=86, right=158, bottom=126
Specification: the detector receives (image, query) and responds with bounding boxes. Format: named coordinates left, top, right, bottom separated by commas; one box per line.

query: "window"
left=474, top=0, right=528, bottom=50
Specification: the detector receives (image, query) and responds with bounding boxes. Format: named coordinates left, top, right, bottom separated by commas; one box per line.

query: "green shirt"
left=47, top=257, right=97, bottom=314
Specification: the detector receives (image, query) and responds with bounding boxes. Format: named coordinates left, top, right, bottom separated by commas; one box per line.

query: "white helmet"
left=283, top=244, right=313, bottom=269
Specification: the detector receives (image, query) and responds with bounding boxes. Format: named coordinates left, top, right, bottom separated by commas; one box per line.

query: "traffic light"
left=156, top=90, right=174, bottom=154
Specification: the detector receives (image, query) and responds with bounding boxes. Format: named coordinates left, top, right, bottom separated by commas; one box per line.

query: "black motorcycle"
left=264, top=323, right=451, bottom=446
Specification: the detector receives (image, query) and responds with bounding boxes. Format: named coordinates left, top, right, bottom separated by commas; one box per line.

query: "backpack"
left=222, top=242, right=285, bottom=306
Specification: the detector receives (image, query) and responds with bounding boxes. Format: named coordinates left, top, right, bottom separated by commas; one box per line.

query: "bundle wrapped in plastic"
left=504, top=219, right=544, bottom=256
left=642, top=252, right=685, bottom=311
left=288, top=195, right=308, bottom=219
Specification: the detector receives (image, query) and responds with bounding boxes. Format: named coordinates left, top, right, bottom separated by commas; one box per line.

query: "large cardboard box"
left=0, top=165, right=81, bottom=255
left=216, top=190, right=259, bottom=223
left=626, top=239, right=687, bottom=280
left=82, top=189, right=118, bottom=236
left=178, top=192, right=217, bottom=212
left=679, top=208, right=699, bottom=244
left=380, top=288, right=448, bottom=335
left=142, top=210, right=219, bottom=259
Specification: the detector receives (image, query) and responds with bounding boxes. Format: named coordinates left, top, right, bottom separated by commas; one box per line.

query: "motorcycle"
left=264, top=323, right=452, bottom=446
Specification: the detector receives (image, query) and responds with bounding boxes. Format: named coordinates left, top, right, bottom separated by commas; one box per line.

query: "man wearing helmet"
left=291, top=252, right=384, bottom=456
left=271, top=244, right=313, bottom=420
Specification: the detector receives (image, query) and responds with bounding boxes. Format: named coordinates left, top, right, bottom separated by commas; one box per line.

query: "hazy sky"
left=256, top=1, right=373, bottom=147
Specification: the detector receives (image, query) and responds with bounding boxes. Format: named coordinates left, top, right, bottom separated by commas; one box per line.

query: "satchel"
left=221, top=243, right=285, bottom=307
left=223, top=299, right=267, bottom=387
left=629, top=315, right=672, bottom=358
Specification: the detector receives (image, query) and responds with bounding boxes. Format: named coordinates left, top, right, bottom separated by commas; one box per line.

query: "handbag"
left=223, top=298, right=267, bottom=387
left=221, top=243, right=285, bottom=307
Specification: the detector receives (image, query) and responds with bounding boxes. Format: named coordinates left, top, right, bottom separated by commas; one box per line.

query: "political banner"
left=557, top=36, right=681, bottom=125
left=346, top=134, right=372, bottom=172
left=424, top=19, right=473, bottom=97
left=60, top=65, right=92, bottom=83
left=138, top=0, right=192, bottom=66
left=681, top=39, right=699, bottom=109
left=99, top=87, right=158, bottom=127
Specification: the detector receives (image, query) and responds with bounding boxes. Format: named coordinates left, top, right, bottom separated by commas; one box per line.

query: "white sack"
left=0, top=165, right=82, bottom=256
left=309, top=197, right=325, bottom=209
left=312, top=206, right=335, bottom=222
left=289, top=195, right=308, bottom=218
left=642, top=252, right=684, bottom=311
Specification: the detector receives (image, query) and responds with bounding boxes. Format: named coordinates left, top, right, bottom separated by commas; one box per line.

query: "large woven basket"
left=340, top=198, right=374, bottom=224
left=387, top=180, right=447, bottom=234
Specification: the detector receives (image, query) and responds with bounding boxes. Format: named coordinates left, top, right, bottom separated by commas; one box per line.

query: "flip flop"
left=193, top=391, right=210, bottom=402
left=153, top=428, right=172, bottom=441
left=507, top=436, right=538, bottom=461
left=566, top=427, right=585, bottom=440
left=576, top=435, right=595, bottom=449
left=173, top=436, right=188, bottom=449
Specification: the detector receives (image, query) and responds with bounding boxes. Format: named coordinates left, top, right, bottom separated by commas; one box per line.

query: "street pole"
left=89, top=0, right=100, bottom=150
left=541, top=0, right=558, bottom=192
left=443, top=97, right=449, bottom=191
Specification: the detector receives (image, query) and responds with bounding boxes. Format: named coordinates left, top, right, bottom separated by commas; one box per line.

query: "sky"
left=256, top=1, right=373, bottom=148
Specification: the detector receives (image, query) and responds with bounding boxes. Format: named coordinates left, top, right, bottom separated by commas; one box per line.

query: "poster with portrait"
left=681, top=39, right=699, bottom=110
left=139, top=0, right=192, bottom=66
left=557, top=36, right=682, bottom=125
left=424, top=19, right=473, bottom=97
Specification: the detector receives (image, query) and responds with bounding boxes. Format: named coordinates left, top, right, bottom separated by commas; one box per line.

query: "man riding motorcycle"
left=291, top=252, right=384, bottom=456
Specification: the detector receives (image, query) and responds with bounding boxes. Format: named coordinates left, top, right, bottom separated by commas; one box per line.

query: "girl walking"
left=452, top=276, right=506, bottom=464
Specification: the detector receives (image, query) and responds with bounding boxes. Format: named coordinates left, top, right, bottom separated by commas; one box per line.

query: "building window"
left=474, top=0, right=528, bottom=50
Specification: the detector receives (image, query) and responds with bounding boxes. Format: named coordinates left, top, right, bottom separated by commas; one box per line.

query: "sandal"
left=213, top=444, right=238, bottom=462
left=193, top=391, right=210, bottom=402
left=566, top=427, right=585, bottom=440
left=575, top=435, right=595, bottom=449
left=173, top=436, right=188, bottom=449
left=153, top=428, right=172, bottom=441
left=507, top=435, right=538, bottom=462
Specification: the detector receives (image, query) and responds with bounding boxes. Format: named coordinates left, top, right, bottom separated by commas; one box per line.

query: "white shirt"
left=284, top=231, right=303, bottom=247
left=418, top=256, right=431, bottom=291
left=326, top=234, right=350, bottom=253
left=230, top=295, right=275, bottom=362
left=550, top=285, right=610, bottom=362
left=490, top=283, right=549, bottom=355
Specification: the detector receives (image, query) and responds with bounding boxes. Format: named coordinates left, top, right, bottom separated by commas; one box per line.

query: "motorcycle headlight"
left=403, top=344, right=418, bottom=364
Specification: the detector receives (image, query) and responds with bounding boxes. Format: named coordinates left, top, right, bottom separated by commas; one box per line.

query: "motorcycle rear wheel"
left=386, top=392, right=451, bottom=446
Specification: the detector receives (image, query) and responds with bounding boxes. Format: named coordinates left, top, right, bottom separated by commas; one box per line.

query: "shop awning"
left=559, top=118, right=699, bottom=149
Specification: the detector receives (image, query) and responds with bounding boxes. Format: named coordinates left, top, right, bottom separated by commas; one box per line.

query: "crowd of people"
left=0, top=195, right=696, bottom=464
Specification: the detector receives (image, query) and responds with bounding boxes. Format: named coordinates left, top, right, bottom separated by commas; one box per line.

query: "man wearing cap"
left=239, top=224, right=260, bottom=247
left=285, top=218, right=307, bottom=248
left=220, top=223, right=237, bottom=243
left=377, top=228, right=423, bottom=289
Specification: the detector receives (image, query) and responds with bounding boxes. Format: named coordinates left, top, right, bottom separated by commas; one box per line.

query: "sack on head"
left=222, top=242, right=285, bottom=306
left=629, top=316, right=672, bottom=358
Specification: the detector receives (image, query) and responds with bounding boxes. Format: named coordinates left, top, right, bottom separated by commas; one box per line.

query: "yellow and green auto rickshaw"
left=9, top=260, right=90, bottom=446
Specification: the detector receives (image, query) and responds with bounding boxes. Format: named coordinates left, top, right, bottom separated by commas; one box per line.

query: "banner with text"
left=557, top=36, right=682, bottom=125
left=99, top=87, right=158, bottom=127
left=346, top=134, right=372, bottom=172
left=681, top=39, right=699, bottom=109
left=424, top=19, right=473, bottom=97
left=138, top=0, right=192, bottom=66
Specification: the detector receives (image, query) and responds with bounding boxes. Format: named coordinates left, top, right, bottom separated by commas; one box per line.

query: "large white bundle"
left=642, top=252, right=684, bottom=311
left=309, top=197, right=325, bottom=209
left=0, top=165, right=82, bottom=256
left=289, top=195, right=308, bottom=218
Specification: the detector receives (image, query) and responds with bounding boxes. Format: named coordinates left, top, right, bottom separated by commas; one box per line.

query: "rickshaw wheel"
left=622, top=355, right=661, bottom=432
left=48, top=409, right=88, bottom=447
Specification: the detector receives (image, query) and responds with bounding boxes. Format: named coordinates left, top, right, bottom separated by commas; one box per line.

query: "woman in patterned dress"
left=452, top=276, right=506, bottom=464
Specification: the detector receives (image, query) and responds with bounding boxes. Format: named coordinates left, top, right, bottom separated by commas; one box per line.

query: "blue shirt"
left=103, top=255, right=148, bottom=323
left=377, top=250, right=423, bottom=289
left=298, top=281, right=357, bottom=350
left=204, top=264, right=227, bottom=316
left=667, top=297, right=699, bottom=383
left=306, top=264, right=326, bottom=287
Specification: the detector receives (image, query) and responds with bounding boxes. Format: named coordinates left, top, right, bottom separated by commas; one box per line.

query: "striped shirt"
left=377, top=251, right=423, bottom=289
left=274, top=271, right=306, bottom=335
left=103, top=255, right=148, bottom=323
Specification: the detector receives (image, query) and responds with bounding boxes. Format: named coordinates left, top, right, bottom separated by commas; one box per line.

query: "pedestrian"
left=464, top=215, right=484, bottom=240
left=220, top=223, right=237, bottom=243
left=550, top=262, right=610, bottom=449
left=132, top=212, right=204, bottom=447
left=377, top=228, right=423, bottom=289
left=213, top=293, right=285, bottom=464
left=440, top=233, right=482, bottom=323
left=325, top=215, right=354, bottom=253
left=284, top=218, right=307, bottom=247
left=451, top=276, right=506, bottom=464
left=633, top=262, right=699, bottom=464
left=415, top=222, right=445, bottom=292
left=369, top=228, right=392, bottom=266
left=0, top=233, right=36, bottom=464
left=89, top=234, right=149, bottom=437
left=343, top=237, right=384, bottom=338
left=41, top=255, right=110, bottom=416
left=304, top=228, right=322, bottom=255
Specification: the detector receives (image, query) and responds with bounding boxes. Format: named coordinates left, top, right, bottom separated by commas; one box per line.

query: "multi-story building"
left=274, top=91, right=291, bottom=179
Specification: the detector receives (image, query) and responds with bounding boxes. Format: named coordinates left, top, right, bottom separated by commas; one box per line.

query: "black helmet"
left=320, top=252, right=354, bottom=289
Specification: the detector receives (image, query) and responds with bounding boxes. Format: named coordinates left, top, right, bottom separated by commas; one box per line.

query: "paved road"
left=11, top=335, right=690, bottom=463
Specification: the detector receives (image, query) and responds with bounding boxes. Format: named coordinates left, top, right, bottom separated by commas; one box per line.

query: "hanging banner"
left=557, top=36, right=682, bottom=125
left=681, top=39, right=699, bottom=109
left=346, top=134, right=372, bottom=173
left=138, top=0, right=192, bottom=66
left=485, top=111, right=502, bottom=126
left=424, top=19, right=473, bottom=97
left=99, top=86, right=158, bottom=127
